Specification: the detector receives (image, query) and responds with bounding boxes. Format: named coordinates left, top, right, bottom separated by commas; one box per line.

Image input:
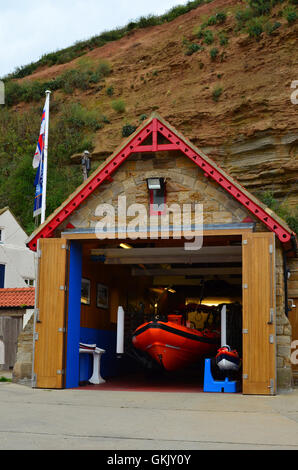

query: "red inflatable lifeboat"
left=132, top=314, right=220, bottom=371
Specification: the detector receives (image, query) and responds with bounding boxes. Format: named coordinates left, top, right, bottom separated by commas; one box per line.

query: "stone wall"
left=12, top=315, right=33, bottom=386
left=63, top=150, right=257, bottom=232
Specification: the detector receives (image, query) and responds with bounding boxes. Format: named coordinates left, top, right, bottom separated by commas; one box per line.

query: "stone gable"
left=59, top=150, right=261, bottom=233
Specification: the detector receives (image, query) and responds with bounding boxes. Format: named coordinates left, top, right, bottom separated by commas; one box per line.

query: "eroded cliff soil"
left=20, top=0, right=298, bottom=208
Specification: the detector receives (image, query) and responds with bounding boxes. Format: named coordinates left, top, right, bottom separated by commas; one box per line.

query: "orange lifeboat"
left=132, top=315, right=220, bottom=371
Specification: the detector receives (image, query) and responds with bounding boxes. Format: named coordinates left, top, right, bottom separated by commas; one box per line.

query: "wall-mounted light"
left=146, top=178, right=163, bottom=190
left=146, top=177, right=166, bottom=215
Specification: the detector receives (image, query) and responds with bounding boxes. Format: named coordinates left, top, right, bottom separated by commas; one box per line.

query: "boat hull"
left=216, top=349, right=241, bottom=371
left=132, top=320, right=220, bottom=371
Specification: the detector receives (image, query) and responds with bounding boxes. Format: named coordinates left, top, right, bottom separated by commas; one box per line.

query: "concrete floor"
left=0, top=373, right=298, bottom=450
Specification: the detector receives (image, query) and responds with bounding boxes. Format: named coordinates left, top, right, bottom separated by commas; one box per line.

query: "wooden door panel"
left=242, top=233, right=276, bottom=395
left=33, top=238, right=68, bottom=388
left=289, top=299, right=298, bottom=373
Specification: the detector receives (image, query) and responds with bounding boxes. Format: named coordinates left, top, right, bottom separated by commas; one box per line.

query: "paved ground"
left=0, top=373, right=298, bottom=451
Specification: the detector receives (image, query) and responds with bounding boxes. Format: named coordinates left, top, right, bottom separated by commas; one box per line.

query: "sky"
left=0, top=0, right=189, bottom=77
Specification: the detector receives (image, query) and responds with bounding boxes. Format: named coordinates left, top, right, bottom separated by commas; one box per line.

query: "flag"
left=32, top=91, right=51, bottom=221
left=33, top=161, right=43, bottom=218
left=32, top=107, right=46, bottom=169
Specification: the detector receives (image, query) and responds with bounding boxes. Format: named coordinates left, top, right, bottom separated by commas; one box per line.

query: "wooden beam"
left=131, top=267, right=242, bottom=276
left=61, top=227, right=254, bottom=241
left=152, top=277, right=242, bottom=286
left=90, top=246, right=242, bottom=258
left=102, top=255, right=241, bottom=265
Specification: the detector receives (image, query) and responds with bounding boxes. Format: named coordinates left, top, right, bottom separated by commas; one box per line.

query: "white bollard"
left=116, top=306, right=125, bottom=354
left=79, top=343, right=106, bottom=385
left=221, top=304, right=227, bottom=347
left=89, top=348, right=106, bottom=384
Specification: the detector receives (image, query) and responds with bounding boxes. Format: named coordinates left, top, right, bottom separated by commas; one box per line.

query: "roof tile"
left=0, top=288, right=35, bottom=308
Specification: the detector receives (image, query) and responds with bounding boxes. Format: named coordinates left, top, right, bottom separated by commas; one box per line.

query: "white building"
left=0, top=207, right=36, bottom=288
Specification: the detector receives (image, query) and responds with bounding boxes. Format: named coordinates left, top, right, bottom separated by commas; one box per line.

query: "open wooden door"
left=242, top=232, right=276, bottom=395
left=288, top=299, right=298, bottom=379
left=33, top=238, right=69, bottom=388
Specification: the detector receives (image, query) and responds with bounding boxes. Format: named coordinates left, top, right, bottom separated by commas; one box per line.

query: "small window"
left=0, top=264, right=5, bottom=288
left=0, top=229, right=3, bottom=243
left=24, top=279, right=35, bottom=287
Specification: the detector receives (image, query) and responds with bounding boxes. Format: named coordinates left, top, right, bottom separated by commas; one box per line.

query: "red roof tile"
left=0, top=288, right=35, bottom=308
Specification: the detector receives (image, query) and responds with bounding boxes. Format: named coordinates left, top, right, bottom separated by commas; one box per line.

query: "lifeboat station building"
left=26, top=113, right=297, bottom=395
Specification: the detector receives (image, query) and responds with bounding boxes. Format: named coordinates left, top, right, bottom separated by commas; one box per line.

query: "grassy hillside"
left=0, top=0, right=297, bottom=235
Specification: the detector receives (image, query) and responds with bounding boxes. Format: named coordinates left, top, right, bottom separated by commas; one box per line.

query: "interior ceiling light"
left=119, top=242, right=132, bottom=249
left=167, top=287, right=176, bottom=294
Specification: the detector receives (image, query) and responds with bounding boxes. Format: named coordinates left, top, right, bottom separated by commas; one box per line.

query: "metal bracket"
left=243, top=329, right=248, bottom=334
left=34, top=308, right=40, bottom=323
left=37, top=249, right=42, bottom=258
left=58, top=327, right=66, bottom=333
left=268, top=378, right=274, bottom=395
left=32, top=373, right=37, bottom=388
left=57, top=369, right=65, bottom=375
left=34, top=332, right=39, bottom=341
left=243, top=374, right=248, bottom=379
left=59, top=285, right=66, bottom=291
left=268, top=308, right=274, bottom=324
left=269, top=244, right=273, bottom=254
left=243, top=239, right=248, bottom=245
left=243, top=283, right=248, bottom=289
left=269, top=334, right=274, bottom=344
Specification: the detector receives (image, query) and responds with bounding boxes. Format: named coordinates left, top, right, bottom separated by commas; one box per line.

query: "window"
left=0, top=229, right=3, bottom=243
left=24, top=278, right=35, bottom=287
left=0, top=264, right=5, bottom=288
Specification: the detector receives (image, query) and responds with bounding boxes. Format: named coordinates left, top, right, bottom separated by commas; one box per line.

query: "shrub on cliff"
left=283, top=5, right=297, bottom=23
left=111, top=99, right=126, bottom=113
left=247, top=17, right=265, bottom=39
left=122, top=124, right=137, bottom=137
left=212, top=86, right=223, bottom=101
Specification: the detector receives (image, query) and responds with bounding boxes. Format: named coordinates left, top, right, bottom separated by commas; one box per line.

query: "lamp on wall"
left=146, top=178, right=163, bottom=190
left=146, top=178, right=166, bottom=215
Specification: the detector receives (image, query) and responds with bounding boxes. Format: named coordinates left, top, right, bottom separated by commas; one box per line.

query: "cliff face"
left=17, top=0, right=298, bottom=209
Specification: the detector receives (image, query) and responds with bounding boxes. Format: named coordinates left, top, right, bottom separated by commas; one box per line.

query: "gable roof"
left=26, top=112, right=296, bottom=251
left=0, top=206, right=28, bottom=236
left=0, top=287, right=35, bottom=308
left=0, top=207, right=9, bottom=217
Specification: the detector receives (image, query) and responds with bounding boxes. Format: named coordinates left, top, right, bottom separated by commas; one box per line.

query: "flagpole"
left=41, top=90, right=51, bottom=224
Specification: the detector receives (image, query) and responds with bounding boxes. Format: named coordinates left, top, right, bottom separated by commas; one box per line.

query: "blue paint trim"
left=65, top=242, right=82, bottom=389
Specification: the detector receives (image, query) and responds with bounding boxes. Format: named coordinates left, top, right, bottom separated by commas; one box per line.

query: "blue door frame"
left=65, top=241, right=118, bottom=388
left=65, top=242, right=82, bottom=388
